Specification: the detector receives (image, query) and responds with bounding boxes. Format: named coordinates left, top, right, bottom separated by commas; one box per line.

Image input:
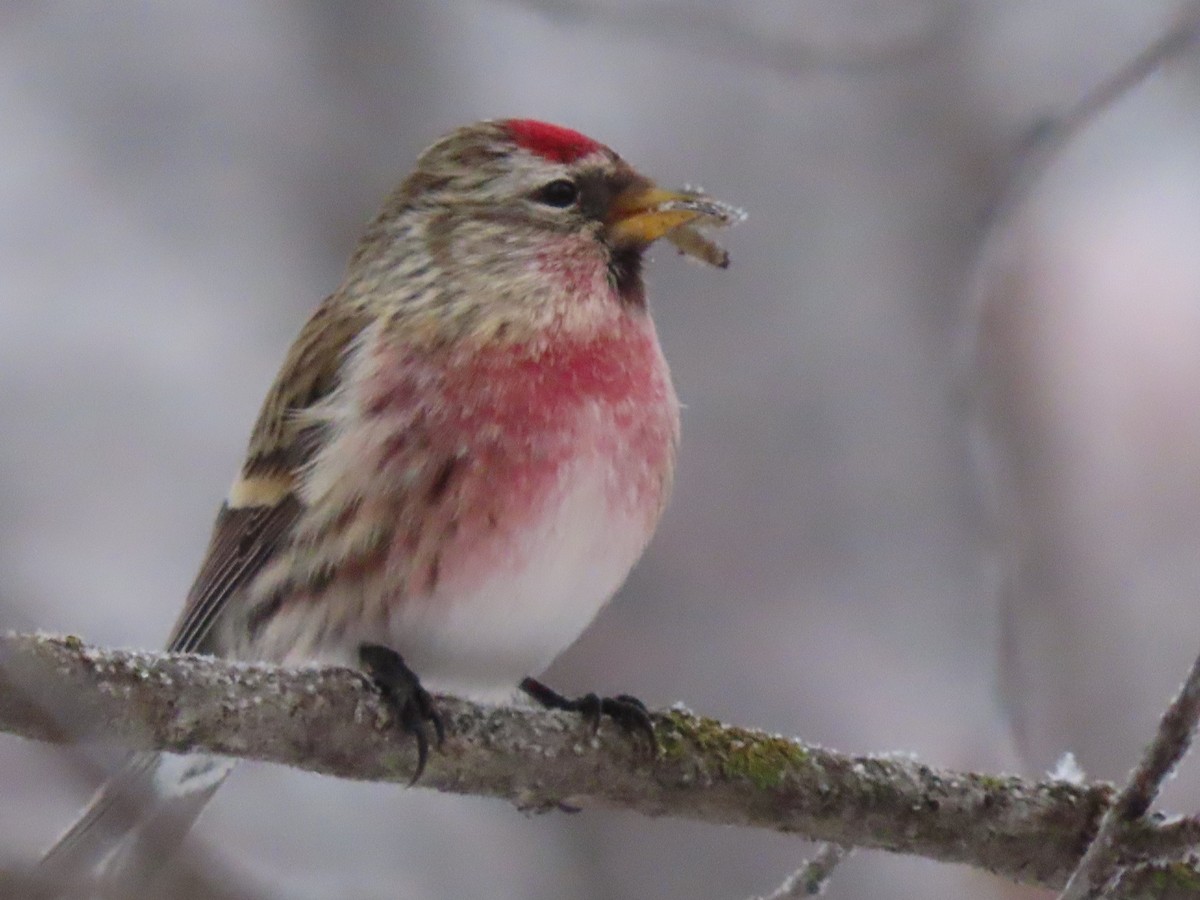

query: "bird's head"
left=344, top=119, right=739, bottom=346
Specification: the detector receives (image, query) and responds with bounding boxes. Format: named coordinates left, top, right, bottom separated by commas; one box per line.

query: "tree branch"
left=2, top=632, right=1200, bottom=897
left=977, top=1, right=1200, bottom=238
left=1059, top=646, right=1200, bottom=899
left=749, top=843, right=851, bottom=899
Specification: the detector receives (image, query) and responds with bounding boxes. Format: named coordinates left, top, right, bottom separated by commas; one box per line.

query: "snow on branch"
left=1, top=631, right=1199, bottom=898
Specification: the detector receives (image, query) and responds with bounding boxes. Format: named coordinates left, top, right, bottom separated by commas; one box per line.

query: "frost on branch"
left=2, top=632, right=1200, bottom=896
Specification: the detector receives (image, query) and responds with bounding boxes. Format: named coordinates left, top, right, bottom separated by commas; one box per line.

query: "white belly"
left=382, top=460, right=652, bottom=701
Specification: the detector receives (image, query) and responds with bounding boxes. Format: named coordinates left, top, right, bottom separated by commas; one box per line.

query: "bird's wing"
left=165, top=294, right=369, bottom=654
left=165, top=499, right=304, bottom=653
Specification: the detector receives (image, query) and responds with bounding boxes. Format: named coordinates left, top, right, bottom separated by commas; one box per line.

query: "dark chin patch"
left=608, top=244, right=645, bottom=307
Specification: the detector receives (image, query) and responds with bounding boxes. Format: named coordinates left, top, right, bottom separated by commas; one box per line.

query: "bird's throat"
left=608, top=245, right=645, bottom=307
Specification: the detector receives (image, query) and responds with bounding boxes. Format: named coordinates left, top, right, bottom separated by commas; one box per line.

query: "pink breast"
left=358, top=313, right=679, bottom=599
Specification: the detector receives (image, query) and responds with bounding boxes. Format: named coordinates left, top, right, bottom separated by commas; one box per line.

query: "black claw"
left=520, top=677, right=657, bottom=754
left=359, top=644, right=444, bottom=784
left=613, top=693, right=647, bottom=711
left=598, top=695, right=656, bottom=748
left=576, top=692, right=602, bottom=733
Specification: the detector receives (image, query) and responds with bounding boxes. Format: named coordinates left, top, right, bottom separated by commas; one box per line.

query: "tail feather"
left=39, top=752, right=235, bottom=895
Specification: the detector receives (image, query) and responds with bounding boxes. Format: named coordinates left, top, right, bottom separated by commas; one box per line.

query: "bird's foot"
left=520, top=676, right=656, bottom=754
left=359, top=644, right=445, bottom=784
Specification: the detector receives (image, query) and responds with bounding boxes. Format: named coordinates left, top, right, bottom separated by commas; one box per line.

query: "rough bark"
left=2, top=632, right=1199, bottom=897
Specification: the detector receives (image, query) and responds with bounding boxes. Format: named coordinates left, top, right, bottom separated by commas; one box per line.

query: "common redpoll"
left=40, top=118, right=739, bottom=890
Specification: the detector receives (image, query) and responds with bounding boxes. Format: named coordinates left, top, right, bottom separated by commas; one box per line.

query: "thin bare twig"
left=1058, top=648, right=1200, bottom=899
left=978, top=2, right=1200, bottom=237
left=749, top=843, right=852, bottom=900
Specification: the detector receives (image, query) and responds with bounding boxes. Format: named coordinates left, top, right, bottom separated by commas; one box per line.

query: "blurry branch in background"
left=963, top=5, right=1200, bottom=898
left=3, top=635, right=1200, bottom=899
left=1057, top=650, right=1200, bottom=900
left=497, top=0, right=957, bottom=76
left=977, top=1, right=1200, bottom=238
left=747, top=842, right=851, bottom=900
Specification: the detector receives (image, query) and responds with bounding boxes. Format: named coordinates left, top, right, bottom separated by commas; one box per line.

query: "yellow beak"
left=607, top=185, right=706, bottom=246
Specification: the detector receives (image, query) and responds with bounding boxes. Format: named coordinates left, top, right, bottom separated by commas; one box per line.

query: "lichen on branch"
left=1, top=632, right=1198, bottom=898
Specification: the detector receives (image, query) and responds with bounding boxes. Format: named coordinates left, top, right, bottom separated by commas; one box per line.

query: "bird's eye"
left=533, top=179, right=579, bottom=208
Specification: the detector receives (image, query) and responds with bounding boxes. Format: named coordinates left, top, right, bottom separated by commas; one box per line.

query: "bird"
left=38, top=118, right=738, bottom=893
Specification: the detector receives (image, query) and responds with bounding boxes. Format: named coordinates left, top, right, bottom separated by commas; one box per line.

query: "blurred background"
left=4, top=1, right=1200, bottom=897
